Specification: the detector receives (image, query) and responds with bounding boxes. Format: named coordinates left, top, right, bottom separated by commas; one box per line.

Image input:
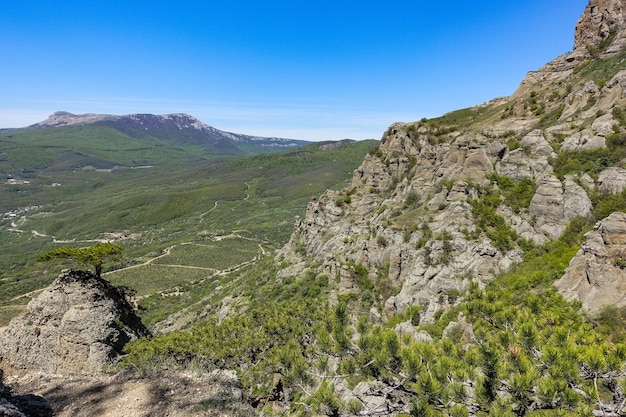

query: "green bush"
left=549, top=144, right=626, bottom=180
left=489, top=173, right=537, bottom=213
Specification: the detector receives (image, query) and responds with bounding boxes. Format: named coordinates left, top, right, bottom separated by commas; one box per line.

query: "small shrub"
left=346, top=399, right=363, bottom=414
left=613, top=258, right=626, bottom=269
left=442, top=179, right=454, bottom=192
left=607, top=132, right=626, bottom=147
left=405, top=191, right=419, bottom=207
left=507, top=138, right=521, bottom=151
left=446, top=288, right=461, bottom=304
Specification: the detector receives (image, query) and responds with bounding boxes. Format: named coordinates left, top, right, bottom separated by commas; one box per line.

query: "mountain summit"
left=34, top=111, right=216, bottom=132
left=32, top=111, right=310, bottom=155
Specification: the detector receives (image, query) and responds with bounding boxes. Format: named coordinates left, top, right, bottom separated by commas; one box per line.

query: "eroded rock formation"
left=0, top=270, right=151, bottom=376
left=574, top=0, right=626, bottom=54
left=278, top=0, right=626, bottom=321
left=556, top=212, right=626, bottom=311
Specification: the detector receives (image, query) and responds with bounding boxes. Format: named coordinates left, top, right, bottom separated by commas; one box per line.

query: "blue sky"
left=1, top=1, right=588, bottom=141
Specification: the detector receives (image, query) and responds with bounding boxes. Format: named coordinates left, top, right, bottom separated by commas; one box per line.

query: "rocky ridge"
left=278, top=0, right=626, bottom=321
left=33, top=111, right=308, bottom=150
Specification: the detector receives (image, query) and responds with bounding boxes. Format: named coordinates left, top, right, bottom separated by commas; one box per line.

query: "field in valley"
left=0, top=137, right=378, bottom=326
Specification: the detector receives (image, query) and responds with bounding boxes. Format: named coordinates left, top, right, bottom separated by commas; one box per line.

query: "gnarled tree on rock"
left=38, top=242, right=124, bottom=277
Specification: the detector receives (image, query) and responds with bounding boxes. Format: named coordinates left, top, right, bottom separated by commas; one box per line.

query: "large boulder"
left=556, top=212, right=626, bottom=311
left=0, top=270, right=151, bottom=376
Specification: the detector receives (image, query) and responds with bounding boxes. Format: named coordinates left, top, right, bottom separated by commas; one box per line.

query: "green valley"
left=0, top=123, right=378, bottom=326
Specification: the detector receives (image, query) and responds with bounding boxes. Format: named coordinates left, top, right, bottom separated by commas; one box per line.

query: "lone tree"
left=38, top=242, right=124, bottom=277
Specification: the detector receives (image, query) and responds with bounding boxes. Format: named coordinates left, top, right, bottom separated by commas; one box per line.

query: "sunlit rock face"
left=277, top=0, right=626, bottom=321
left=574, top=0, right=626, bottom=55
left=0, top=270, right=150, bottom=376
left=556, top=213, right=626, bottom=311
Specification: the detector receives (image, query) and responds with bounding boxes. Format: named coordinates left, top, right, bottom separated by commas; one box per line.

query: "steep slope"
left=279, top=0, right=626, bottom=322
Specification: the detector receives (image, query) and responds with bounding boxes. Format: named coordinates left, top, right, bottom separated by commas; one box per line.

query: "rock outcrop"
left=556, top=212, right=626, bottom=311
left=574, top=0, right=626, bottom=55
left=278, top=0, right=626, bottom=321
left=0, top=270, right=151, bottom=376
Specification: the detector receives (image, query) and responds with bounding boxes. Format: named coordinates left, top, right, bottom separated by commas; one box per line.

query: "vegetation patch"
left=0, top=305, right=27, bottom=327
left=550, top=145, right=626, bottom=180
left=488, top=173, right=537, bottom=214
left=151, top=239, right=261, bottom=270
left=468, top=182, right=518, bottom=252
left=108, top=264, right=211, bottom=298
left=122, top=258, right=333, bottom=397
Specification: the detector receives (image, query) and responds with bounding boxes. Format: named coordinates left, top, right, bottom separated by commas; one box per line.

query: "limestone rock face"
left=598, top=166, right=626, bottom=194
left=574, top=0, right=626, bottom=55
left=529, top=176, right=593, bottom=240
left=556, top=212, right=626, bottom=311
left=276, top=0, right=626, bottom=324
left=279, top=124, right=564, bottom=321
left=0, top=270, right=151, bottom=376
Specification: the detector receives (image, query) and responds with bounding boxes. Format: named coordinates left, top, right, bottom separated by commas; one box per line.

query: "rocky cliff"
left=574, top=0, right=626, bottom=54
left=0, top=270, right=151, bottom=376
left=556, top=212, right=626, bottom=310
left=278, top=0, right=626, bottom=321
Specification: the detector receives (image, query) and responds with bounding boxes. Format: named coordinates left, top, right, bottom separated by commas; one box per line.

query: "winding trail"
left=105, top=229, right=267, bottom=276
left=9, top=288, right=45, bottom=302
left=199, top=181, right=251, bottom=221
left=4, top=178, right=270, bottom=310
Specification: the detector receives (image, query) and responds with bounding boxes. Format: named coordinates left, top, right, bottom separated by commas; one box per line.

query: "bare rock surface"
left=556, top=212, right=626, bottom=310
left=574, top=0, right=626, bottom=55
left=598, top=166, right=626, bottom=194
left=0, top=270, right=151, bottom=376
left=2, top=370, right=254, bottom=417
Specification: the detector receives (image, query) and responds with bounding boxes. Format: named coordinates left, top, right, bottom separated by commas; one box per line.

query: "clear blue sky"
left=1, top=1, right=588, bottom=141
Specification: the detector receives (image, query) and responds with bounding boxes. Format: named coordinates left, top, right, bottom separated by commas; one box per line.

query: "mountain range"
left=31, top=110, right=311, bottom=155
left=3, top=0, right=626, bottom=416
left=0, top=111, right=313, bottom=178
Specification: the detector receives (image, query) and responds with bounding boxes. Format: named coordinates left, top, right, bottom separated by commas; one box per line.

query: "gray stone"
left=598, top=167, right=626, bottom=194
left=556, top=213, right=626, bottom=311
left=0, top=270, right=150, bottom=376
